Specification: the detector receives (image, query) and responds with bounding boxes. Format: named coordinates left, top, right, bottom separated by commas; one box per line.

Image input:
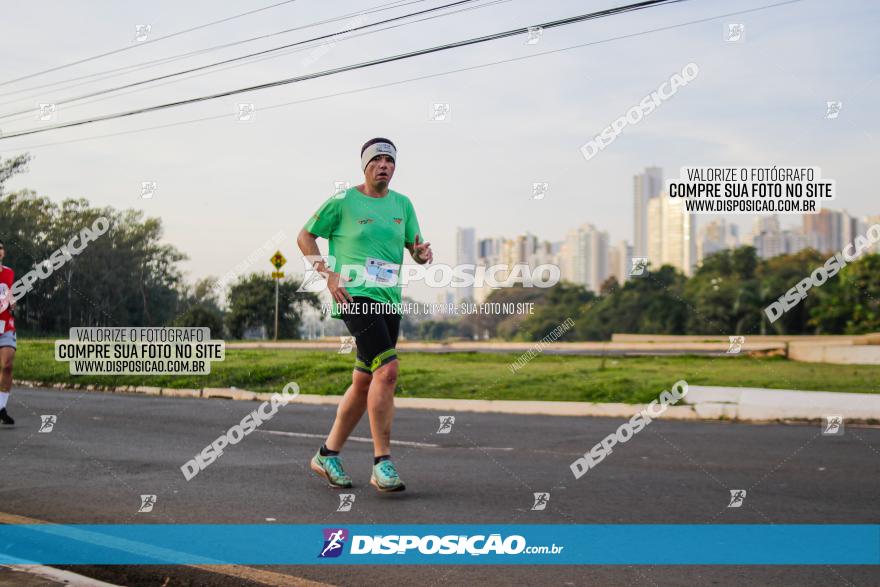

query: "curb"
left=13, top=380, right=877, bottom=423
left=1, top=565, right=121, bottom=587
left=684, top=385, right=880, bottom=421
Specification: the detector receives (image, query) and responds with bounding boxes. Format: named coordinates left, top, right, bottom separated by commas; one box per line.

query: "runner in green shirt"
left=297, top=137, right=432, bottom=492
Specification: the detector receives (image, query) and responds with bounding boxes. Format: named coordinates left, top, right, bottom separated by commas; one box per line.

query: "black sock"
left=374, top=454, right=391, bottom=465
left=320, top=444, right=339, bottom=457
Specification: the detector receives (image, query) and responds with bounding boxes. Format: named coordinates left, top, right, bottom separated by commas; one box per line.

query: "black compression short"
left=339, top=296, right=401, bottom=374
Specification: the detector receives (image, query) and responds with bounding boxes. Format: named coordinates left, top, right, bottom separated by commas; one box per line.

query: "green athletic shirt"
left=303, top=187, right=422, bottom=319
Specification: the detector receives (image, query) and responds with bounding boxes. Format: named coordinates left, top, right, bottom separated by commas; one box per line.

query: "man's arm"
left=5, top=269, right=13, bottom=312
left=297, top=228, right=328, bottom=274
left=403, top=197, right=430, bottom=264
left=297, top=228, right=352, bottom=304
left=406, top=234, right=432, bottom=265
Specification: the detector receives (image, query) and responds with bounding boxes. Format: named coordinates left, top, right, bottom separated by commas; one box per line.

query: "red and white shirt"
left=0, top=265, right=15, bottom=334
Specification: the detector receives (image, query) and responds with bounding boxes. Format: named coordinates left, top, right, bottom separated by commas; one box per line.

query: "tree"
left=810, top=254, right=880, bottom=334
left=173, top=277, right=225, bottom=337
left=0, top=154, right=31, bottom=196
left=516, top=281, right=594, bottom=341
left=757, top=249, right=826, bottom=334
left=225, top=273, right=320, bottom=339
left=683, top=246, right=762, bottom=335
left=576, top=265, right=688, bottom=340
left=458, top=284, right=546, bottom=340
left=417, top=320, right=459, bottom=341
left=0, top=188, right=187, bottom=334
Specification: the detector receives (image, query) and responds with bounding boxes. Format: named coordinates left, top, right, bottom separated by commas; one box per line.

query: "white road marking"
left=259, top=429, right=514, bottom=451
left=259, top=429, right=440, bottom=448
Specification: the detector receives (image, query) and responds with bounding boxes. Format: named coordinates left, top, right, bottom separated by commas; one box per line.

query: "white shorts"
left=0, top=330, right=16, bottom=350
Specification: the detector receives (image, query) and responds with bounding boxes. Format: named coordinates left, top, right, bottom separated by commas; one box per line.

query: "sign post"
left=270, top=251, right=287, bottom=341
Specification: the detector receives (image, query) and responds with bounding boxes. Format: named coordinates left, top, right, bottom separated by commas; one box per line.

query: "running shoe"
left=0, top=408, right=14, bottom=425
left=310, top=450, right=353, bottom=488
left=370, top=459, right=405, bottom=492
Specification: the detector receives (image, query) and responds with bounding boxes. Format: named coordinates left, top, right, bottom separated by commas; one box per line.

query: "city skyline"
left=452, top=165, right=879, bottom=297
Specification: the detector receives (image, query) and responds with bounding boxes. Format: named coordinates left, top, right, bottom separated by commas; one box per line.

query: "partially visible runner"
left=297, top=138, right=432, bottom=492
left=0, top=240, right=17, bottom=425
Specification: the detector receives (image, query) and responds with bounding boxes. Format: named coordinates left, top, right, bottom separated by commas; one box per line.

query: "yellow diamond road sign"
left=270, top=251, right=286, bottom=270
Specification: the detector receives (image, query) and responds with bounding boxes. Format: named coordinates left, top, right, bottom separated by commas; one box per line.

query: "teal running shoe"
left=310, top=450, right=353, bottom=488
left=370, top=459, right=406, bottom=492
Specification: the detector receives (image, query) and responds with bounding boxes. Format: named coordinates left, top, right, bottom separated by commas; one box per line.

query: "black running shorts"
left=339, top=296, right=401, bottom=374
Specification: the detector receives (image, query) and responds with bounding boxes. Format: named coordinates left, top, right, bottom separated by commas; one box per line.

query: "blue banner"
left=0, top=524, right=877, bottom=565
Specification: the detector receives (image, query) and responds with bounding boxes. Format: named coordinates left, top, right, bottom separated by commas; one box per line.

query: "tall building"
left=455, top=227, right=476, bottom=303
left=751, top=216, right=808, bottom=259
left=561, top=224, right=608, bottom=292
left=865, top=215, right=880, bottom=254
left=475, top=236, right=501, bottom=303
left=647, top=192, right=696, bottom=275
left=607, top=240, right=633, bottom=285
left=697, top=219, right=740, bottom=264
left=803, top=208, right=851, bottom=253
left=841, top=212, right=859, bottom=248
left=473, top=234, right=556, bottom=302
left=477, top=236, right=503, bottom=262
left=633, top=166, right=664, bottom=257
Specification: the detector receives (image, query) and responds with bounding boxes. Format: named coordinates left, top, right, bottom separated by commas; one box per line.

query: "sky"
left=1, top=0, right=878, bottom=303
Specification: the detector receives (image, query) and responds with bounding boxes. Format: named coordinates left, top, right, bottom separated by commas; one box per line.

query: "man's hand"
left=411, top=234, right=433, bottom=264
left=327, top=271, right=353, bottom=307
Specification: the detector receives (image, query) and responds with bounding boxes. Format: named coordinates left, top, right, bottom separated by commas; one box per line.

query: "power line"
left=4, top=0, right=801, bottom=153
left=0, top=0, right=687, bottom=140
left=0, top=0, right=510, bottom=127
left=0, top=0, right=484, bottom=120
left=0, top=0, right=422, bottom=102
left=0, top=0, right=303, bottom=88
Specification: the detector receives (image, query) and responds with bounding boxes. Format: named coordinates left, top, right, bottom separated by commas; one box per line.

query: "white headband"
left=361, top=142, right=397, bottom=172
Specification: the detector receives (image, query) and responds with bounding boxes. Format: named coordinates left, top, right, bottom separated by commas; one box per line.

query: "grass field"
left=14, top=340, right=880, bottom=404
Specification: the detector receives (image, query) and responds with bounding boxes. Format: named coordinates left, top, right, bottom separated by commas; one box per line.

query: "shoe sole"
left=310, top=459, right=352, bottom=489
left=370, top=477, right=406, bottom=493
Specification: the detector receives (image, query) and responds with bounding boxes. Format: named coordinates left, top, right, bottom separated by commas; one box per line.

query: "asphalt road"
left=1, top=386, right=878, bottom=586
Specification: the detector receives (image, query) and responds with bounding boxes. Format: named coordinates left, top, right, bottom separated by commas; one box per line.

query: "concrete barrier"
left=611, top=333, right=862, bottom=343
left=789, top=341, right=880, bottom=365
left=609, top=333, right=880, bottom=365
left=226, top=340, right=784, bottom=354
left=684, top=385, right=880, bottom=421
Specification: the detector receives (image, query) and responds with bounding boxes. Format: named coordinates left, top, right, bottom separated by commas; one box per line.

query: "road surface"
left=1, top=387, right=878, bottom=586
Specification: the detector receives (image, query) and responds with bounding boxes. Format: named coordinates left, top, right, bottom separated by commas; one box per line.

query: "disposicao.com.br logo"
left=318, top=528, right=563, bottom=558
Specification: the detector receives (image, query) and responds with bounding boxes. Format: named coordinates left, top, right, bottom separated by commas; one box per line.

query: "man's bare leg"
left=0, top=347, right=14, bottom=392
left=367, top=360, right=398, bottom=457
left=0, top=347, right=15, bottom=424
left=324, top=369, right=372, bottom=451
